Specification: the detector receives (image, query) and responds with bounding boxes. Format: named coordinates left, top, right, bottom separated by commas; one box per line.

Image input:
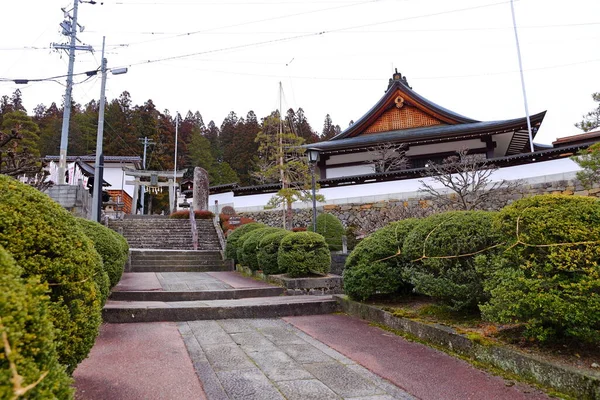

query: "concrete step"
left=109, top=286, right=284, bottom=302
left=130, top=265, right=231, bottom=273
left=102, top=295, right=339, bottom=323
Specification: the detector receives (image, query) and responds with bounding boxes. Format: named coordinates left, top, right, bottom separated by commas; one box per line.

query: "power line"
left=111, top=0, right=381, bottom=47
left=111, top=0, right=516, bottom=69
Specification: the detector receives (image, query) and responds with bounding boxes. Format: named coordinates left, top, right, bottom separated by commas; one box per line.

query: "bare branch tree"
left=0, top=129, right=52, bottom=191
left=365, top=142, right=409, bottom=173
left=418, top=148, right=522, bottom=211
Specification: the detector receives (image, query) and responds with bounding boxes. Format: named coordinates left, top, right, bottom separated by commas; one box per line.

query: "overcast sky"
left=1, top=0, right=599, bottom=145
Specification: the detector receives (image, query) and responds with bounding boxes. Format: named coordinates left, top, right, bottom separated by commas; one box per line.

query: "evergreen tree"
left=321, top=113, right=339, bottom=140
left=575, top=92, right=600, bottom=132
left=254, top=111, right=323, bottom=229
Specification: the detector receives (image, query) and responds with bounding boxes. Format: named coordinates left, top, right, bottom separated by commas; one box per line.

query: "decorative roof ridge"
left=330, top=70, right=478, bottom=141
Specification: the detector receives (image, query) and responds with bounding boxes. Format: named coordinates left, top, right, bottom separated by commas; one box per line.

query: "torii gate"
left=123, top=167, right=186, bottom=214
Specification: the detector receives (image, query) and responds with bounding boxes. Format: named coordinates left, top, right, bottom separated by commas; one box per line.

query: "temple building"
left=309, top=69, right=548, bottom=181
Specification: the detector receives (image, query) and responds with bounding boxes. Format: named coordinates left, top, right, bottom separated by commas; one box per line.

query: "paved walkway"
left=113, top=271, right=275, bottom=292
left=74, top=315, right=550, bottom=399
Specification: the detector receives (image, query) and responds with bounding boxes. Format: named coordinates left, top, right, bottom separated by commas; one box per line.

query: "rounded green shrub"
left=309, top=213, right=345, bottom=251
left=76, top=218, right=129, bottom=288
left=402, top=211, right=500, bottom=311
left=240, top=227, right=284, bottom=271
left=343, top=219, right=419, bottom=301
left=0, top=175, right=103, bottom=373
left=225, top=222, right=266, bottom=261
left=479, top=195, right=600, bottom=343
left=0, top=247, right=74, bottom=399
left=258, top=231, right=294, bottom=275
left=278, top=232, right=331, bottom=277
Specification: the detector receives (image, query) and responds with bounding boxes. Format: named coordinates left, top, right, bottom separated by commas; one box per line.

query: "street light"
left=306, top=148, right=320, bottom=232
left=91, top=37, right=128, bottom=222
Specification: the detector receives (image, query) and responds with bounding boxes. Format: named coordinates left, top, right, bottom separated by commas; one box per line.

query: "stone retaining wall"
left=240, top=178, right=600, bottom=235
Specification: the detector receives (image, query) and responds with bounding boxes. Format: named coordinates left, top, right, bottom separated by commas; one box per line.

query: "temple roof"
left=309, top=70, right=546, bottom=155
left=310, top=111, right=546, bottom=154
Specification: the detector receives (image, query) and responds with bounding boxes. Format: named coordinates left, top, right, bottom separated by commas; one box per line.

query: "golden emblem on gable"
left=395, top=96, right=405, bottom=109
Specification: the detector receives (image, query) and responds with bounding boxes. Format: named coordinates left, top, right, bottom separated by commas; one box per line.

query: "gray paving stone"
left=344, top=396, right=398, bottom=400
left=280, top=343, right=334, bottom=364
left=188, top=320, right=234, bottom=346
left=177, top=323, right=208, bottom=362
left=294, top=330, right=356, bottom=365
left=191, top=360, right=230, bottom=400
left=246, top=318, right=291, bottom=329
left=203, top=343, right=256, bottom=372
left=276, top=379, right=340, bottom=400
left=218, top=319, right=255, bottom=333
left=305, top=362, right=385, bottom=397
left=217, top=369, right=285, bottom=400
left=230, top=331, right=279, bottom=353
left=346, top=365, right=416, bottom=400
left=249, top=350, right=314, bottom=382
left=259, top=327, right=307, bottom=345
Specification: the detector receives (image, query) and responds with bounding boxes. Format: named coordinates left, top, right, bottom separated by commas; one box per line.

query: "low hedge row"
left=0, top=246, right=74, bottom=399
left=226, top=227, right=330, bottom=277
left=343, top=195, right=600, bottom=344
left=0, top=175, right=103, bottom=373
left=76, top=218, right=129, bottom=289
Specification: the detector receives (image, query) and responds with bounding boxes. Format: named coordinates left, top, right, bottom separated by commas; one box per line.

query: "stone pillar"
left=168, top=178, right=174, bottom=214
left=193, top=167, right=209, bottom=211
left=131, top=178, right=139, bottom=214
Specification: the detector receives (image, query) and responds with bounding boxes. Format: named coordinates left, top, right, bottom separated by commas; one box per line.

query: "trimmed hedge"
left=169, top=210, right=215, bottom=219
left=257, top=231, right=294, bottom=275
left=0, top=175, right=103, bottom=373
left=76, top=218, right=129, bottom=288
left=225, top=222, right=266, bottom=261
left=343, top=219, right=419, bottom=301
left=402, top=211, right=500, bottom=311
left=0, top=247, right=73, bottom=399
left=240, top=227, right=284, bottom=271
left=479, top=195, right=600, bottom=343
left=278, top=232, right=331, bottom=277
left=309, top=213, right=345, bottom=251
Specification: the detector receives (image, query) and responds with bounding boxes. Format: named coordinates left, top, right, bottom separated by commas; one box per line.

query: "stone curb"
left=235, top=265, right=343, bottom=295
left=334, top=295, right=600, bottom=400
left=109, top=287, right=284, bottom=301
left=103, top=298, right=340, bottom=323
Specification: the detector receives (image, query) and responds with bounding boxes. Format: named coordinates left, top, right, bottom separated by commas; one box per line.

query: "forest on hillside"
left=0, top=89, right=344, bottom=187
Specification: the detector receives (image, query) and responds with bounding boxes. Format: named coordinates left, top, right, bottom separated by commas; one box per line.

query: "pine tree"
left=575, top=92, right=600, bottom=132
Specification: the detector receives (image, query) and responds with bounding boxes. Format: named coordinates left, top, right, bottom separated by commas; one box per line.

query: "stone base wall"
left=240, top=178, right=600, bottom=235
left=46, top=183, right=92, bottom=219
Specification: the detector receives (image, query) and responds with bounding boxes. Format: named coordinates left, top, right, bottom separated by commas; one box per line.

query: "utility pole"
left=510, top=0, right=534, bottom=153
left=52, top=0, right=94, bottom=184
left=173, top=113, right=179, bottom=214
left=91, top=37, right=107, bottom=222
left=139, top=137, right=155, bottom=214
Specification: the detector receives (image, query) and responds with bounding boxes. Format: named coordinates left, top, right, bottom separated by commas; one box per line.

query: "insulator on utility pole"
left=52, top=0, right=94, bottom=185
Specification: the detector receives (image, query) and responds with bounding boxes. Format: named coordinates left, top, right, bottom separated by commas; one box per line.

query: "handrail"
left=189, top=206, right=198, bottom=250
left=212, top=214, right=227, bottom=256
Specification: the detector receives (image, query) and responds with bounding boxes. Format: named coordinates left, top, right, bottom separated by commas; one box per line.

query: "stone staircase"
left=105, top=215, right=339, bottom=323
left=109, top=215, right=220, bottom=250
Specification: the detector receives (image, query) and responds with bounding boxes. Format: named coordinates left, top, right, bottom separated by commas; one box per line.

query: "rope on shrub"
left=1, top=318, right=49, bottom=400
left=372, top=209, right=600, bottom=265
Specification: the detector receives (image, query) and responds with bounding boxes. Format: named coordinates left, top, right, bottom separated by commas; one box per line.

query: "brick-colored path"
left=285, top=314, right=549, bottom=400
left=73, top=322, right=206, bottom=400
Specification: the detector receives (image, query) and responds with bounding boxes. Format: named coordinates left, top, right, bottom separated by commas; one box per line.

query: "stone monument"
left=192, top=167, right=209, bottom=211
